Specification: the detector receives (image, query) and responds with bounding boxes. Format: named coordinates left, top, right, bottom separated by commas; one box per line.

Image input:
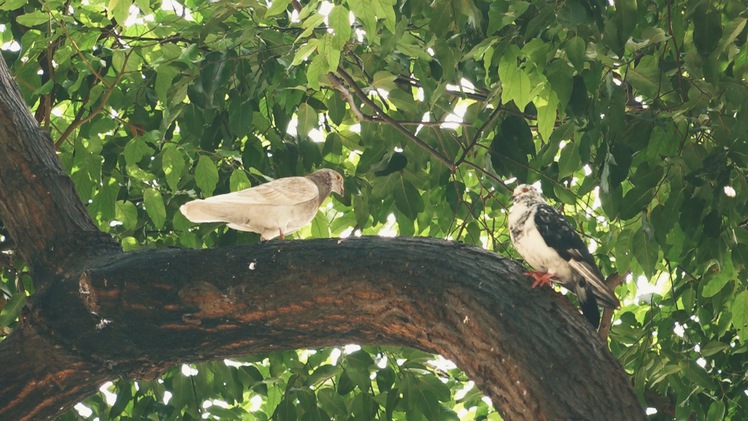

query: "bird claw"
left=524, top=271, right=555, bottom=288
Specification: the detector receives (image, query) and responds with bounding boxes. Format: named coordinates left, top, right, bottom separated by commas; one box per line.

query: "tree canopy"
left=0, top=0, right=747, bottom=419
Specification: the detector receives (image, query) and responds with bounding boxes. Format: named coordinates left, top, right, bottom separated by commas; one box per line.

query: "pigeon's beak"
left=334, top=179, right=344, bottom=196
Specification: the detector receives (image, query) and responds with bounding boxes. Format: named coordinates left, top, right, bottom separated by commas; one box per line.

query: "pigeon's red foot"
left=524, top=271, right=555, bottom=288
left=278, top=229, right=285, bottom=240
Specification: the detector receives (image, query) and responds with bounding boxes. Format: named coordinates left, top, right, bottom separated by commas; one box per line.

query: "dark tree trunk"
left=0, top=56, right=645, bottom=421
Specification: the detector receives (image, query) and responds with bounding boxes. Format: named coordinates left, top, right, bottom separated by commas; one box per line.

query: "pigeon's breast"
left=511, top=208, right=576, bottom=284
left=279, top=200, right=320, bottom=234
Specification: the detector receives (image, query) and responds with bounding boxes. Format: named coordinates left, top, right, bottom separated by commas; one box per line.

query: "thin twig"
left=327, top=73, right=365, bottom=121
left=461, top=160, right=510, bottom=192
left=598, top=272, right=629, bottom=341
left=55, top=50, right=132, bottom=148
left=665, top=0, right=687, bottom=101
left=333, top=68, right=456, bottom=170
left=455, top=105, right=503, bottom=166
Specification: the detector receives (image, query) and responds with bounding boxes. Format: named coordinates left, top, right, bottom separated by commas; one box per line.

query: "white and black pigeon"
left=508, top=184, right=620, bottom=328
left=180, top=169, right=344, bottom=240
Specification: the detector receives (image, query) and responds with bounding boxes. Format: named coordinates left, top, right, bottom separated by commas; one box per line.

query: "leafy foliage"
left=1, top=0, right=747, bottom=418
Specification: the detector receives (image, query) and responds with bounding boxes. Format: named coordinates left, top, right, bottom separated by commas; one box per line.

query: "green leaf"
left=348, top=0, right=378, bottom=37
left=706, top=400, right=725, bottom=421
left=552, top=184, right=576, bottom=205
left=319, top=35, right=341, bottom=73
left=115, top=200, right=139, bottom=231
left=143, top=189, right=167, bottom=229
left=632, top=228, right=658, bottom=278
left=0, top=0, right=27, bottom=11
left=200, top=52, right=229, bottom=108
left=701, top=258, right=734, bottom=298
left=371, top=151, right=408, bottom=176
left=374, top=0, right=396, bottom=33
left=329, top=5, right=352, bottom=48
left=566, top=36, right=586, bottom=70
left=490, top=116, right=534, bottom=180
left=112, top=49, right=141, bottom=74
left=346, top=350, right=375, bottom=369
left=376, top=366, right=396, bottom=392
left=627, top=56, right=671, bottom=99
left=162, top=146, right=185, bottom=191
left=195, top=156, right=219, bottom=196
left=0, top=292, right=26, bottom=328
left=546, top=59, right=574, bottom=108
left=732, top=290, right=748, bottom=342
left=700, top=341, right=729, bottom=357
left=121, top=236, right=139, bottom=252
left=296, top=103, right=317, bottom=138
left=536, top=89, right=558, bottom=140
left=265, top=0, right=291, bottom=17
left=499, top=51, right=533, bottom=109
left=418, top=375, right=451, bottom=402
left=557, top=141, right=581, bottom=179
left=108, top=383, right=132, bottom=418
left=619, top=186, right=655, bottom=220
left=15, top=10, right=49, bottom=26
left=693, top=6, right=722, bottom=56
left=124, top=137, right=155, bottom=165
left=291, top=40, right=319, bottom=66
left=371, top=71, right=398, bottom=92
left=393, top=174, right=422, bottom=220
left=402, top=372, right=439, bottom=418
left=614, top=228, right=634, bottom=273
left=318, top=388, right=348, bottom=417
left=716, top=17, right=747, bottom=59
left=306, top=55, right=326, bottom=91
left=615, top=0, right=639, bottom=42
left=430, top=0, right=454, bottom=35
left=155, top=65, right=179, bottom=104
left=310, top=211, right=329, bottom=238
left=107, top=0, right=132, bottom=26
left=229, top=170, right=251, bottom=191
left=228, top=99, right=254, bottom=138
left=337, top=370, right=356, bottom=395
left=98, top=177, right=119, bottom=221
left=307, top=364, right=340, bottom=387
left=297, top=12, right=326, bottom=40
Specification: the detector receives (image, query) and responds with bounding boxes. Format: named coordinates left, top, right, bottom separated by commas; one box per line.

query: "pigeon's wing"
left=534, top=204, right=620, bottom=309
left=180, top=176, right=321, bottom=235
left=201, top=177, right=319, bottom=206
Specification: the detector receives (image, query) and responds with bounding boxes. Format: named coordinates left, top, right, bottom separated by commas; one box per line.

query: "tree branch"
left=599, top=272, right=629, bottom=340
left=0, top=237, right=645, bottom=420
left=0, top=56, right=117, bottom=275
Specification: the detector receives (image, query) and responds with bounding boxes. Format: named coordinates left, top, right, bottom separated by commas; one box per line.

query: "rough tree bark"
left=0, top=56, right=645, bottom=420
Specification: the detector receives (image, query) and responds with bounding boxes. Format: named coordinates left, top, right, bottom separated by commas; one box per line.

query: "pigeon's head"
left=309, top=169, right=345, bottom=197
left=511, top=184, right=544, bottom=203
left=328, top=170, right=345, bottom=196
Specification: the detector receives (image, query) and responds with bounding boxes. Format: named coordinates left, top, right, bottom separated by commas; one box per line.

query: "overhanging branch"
left=0, top=237, right=644, bottom=420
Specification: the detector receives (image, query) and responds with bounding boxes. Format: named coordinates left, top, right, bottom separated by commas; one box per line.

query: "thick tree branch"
left=0, top=57, right=118, bottom=273
left=0, top=237, right=644, bottom=421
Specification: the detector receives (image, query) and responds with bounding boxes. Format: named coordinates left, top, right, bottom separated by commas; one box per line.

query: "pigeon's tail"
left=180, top=201, right=229, bottom=223
left=575, top=281, right=601, bottom=329
left=567, top=260, right=620, bottom=309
